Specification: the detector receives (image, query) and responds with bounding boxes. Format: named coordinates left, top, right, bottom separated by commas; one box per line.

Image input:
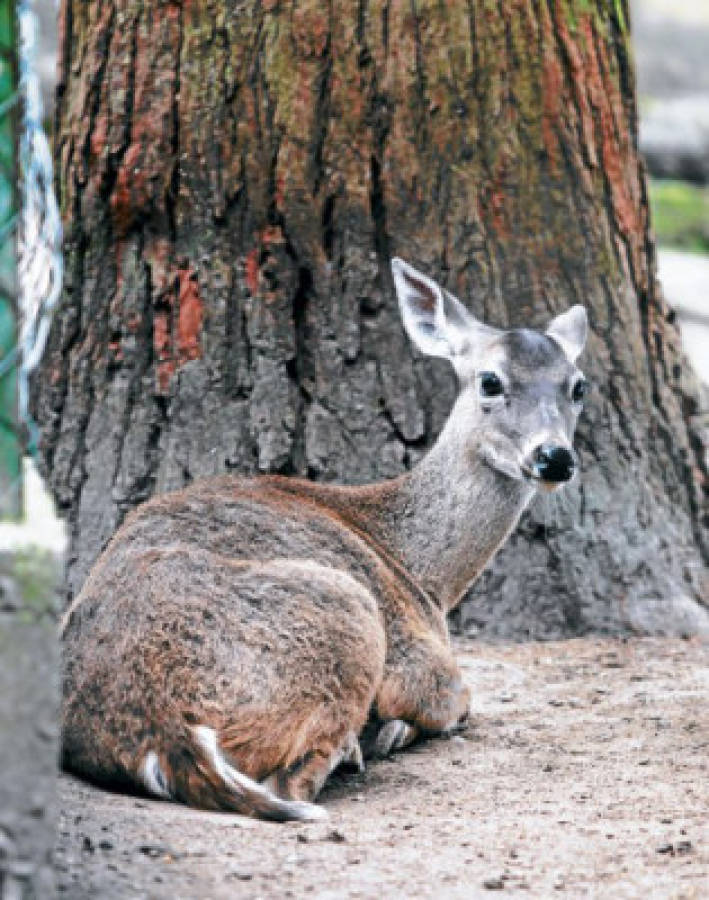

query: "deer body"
left=62, top=259, right=588, bottom=821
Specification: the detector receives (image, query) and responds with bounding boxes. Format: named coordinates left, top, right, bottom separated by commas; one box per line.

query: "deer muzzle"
left=531, top=444, right=576, bottom=484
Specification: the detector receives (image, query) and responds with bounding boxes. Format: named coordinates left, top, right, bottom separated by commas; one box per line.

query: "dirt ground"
left=55, top=637, right=708, bottom=899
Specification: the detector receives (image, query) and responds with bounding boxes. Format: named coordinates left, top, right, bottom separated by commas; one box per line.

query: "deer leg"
left=363, top=636, right=471, bottom=759
left=262, top=729, right=364, bottom=802
left=364, top=718, right=419, bottom=757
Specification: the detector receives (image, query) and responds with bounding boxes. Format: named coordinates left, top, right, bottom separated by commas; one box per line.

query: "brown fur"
left=62, top=261, right=587, bottom=819
left=61, top=476, right=469, bottom=817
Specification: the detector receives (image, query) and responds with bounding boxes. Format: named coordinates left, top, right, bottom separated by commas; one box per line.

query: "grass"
left=648, top=178, right=709, bottom=253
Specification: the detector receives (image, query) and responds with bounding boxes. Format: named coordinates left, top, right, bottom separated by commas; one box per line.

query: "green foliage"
left=649, top=178, right=709, bottom=253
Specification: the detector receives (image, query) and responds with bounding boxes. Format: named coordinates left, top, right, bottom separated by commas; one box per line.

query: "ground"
left=54, top=637, right=708, bottom=899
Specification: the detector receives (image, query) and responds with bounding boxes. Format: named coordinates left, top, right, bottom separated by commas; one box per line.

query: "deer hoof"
left=372, top=719, right=417, bottom=757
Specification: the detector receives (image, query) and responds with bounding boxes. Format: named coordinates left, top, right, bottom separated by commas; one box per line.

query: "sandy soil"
left=55, top=637, right=708, bottom=899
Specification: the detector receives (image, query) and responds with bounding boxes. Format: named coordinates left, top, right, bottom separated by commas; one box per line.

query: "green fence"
left=0, top=0, right=18, bottom=520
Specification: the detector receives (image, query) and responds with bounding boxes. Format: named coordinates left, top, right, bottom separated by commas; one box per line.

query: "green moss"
left=562, top=0, right=593, bottom=31
left=649, top=178, right=709, bottom=253
left=7, top=548, right=61, bottom=621
left=561, top=1, right=627, bottom=37
left=612, top=0, right=627, bottom=33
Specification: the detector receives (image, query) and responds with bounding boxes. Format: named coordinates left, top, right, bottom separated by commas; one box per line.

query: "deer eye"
left=572, top=378, right=588, bottom=404
left=480, top=372, right=504, bottom=398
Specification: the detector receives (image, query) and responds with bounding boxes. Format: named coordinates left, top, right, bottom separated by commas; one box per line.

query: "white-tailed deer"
left=61, top=258, right=588, bottom=822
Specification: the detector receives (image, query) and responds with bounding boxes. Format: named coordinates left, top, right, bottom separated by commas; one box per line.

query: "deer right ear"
left=546, top=305, right=588, bottom=363
left=391, top=258, right=476, bottom=361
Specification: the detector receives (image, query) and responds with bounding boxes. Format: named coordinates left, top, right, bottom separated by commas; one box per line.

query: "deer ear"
left=391, top=258, right=478, bottom=361
left=546, top=305, right=588, bottom=363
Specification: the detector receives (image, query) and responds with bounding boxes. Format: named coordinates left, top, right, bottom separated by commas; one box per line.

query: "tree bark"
left=34, top=0, right=707, bottom=637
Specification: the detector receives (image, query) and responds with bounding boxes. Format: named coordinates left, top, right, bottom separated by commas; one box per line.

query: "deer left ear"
left=391, top=257, right=473, bottom=360
left=546, top=305, right=588, bottom=363
left=391, top=258, right=500, bottom=371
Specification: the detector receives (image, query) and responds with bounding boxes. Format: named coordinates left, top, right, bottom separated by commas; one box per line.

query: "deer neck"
left=346, top=418, right=536, bottom=612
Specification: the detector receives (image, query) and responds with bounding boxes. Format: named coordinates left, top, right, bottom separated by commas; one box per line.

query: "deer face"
left=391, top=258, right=588, bottom=491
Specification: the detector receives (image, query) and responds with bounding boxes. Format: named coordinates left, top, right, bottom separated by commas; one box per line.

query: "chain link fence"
left=0, top=0, right=19, bottom=517
left=0, top=0, right=61, bottom=519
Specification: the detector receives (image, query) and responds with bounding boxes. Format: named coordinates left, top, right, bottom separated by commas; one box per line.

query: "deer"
left=61, top=258, right=589, bottom=822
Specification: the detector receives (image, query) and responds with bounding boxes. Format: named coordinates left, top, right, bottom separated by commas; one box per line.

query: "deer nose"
left=532, top=444, right=575, bottom=483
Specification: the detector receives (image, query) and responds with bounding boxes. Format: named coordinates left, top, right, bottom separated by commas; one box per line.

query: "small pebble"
left=325, top=829, right=346, bottom=843
left=227, top=869, right=253, bottom=881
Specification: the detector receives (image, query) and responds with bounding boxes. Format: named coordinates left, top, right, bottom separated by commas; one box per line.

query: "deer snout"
left=531, top=444, right=576, bottom=484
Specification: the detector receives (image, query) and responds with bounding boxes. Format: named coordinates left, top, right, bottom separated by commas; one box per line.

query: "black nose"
left=533, top=444, right=575, bottom=483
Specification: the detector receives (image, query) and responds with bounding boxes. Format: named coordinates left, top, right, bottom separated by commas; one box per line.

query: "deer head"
left=391, top=258, right=588, bottom=491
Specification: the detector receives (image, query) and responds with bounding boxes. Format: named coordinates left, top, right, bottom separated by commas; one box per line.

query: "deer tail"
left=139, top=724, right=327, bottom=823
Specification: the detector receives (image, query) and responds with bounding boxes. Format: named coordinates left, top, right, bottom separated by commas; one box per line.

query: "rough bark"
left=34, top=0, right=707, bottom=638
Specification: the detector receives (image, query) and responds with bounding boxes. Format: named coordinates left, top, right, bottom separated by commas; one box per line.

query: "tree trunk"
left=34, top=0, right=707, bottom=637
